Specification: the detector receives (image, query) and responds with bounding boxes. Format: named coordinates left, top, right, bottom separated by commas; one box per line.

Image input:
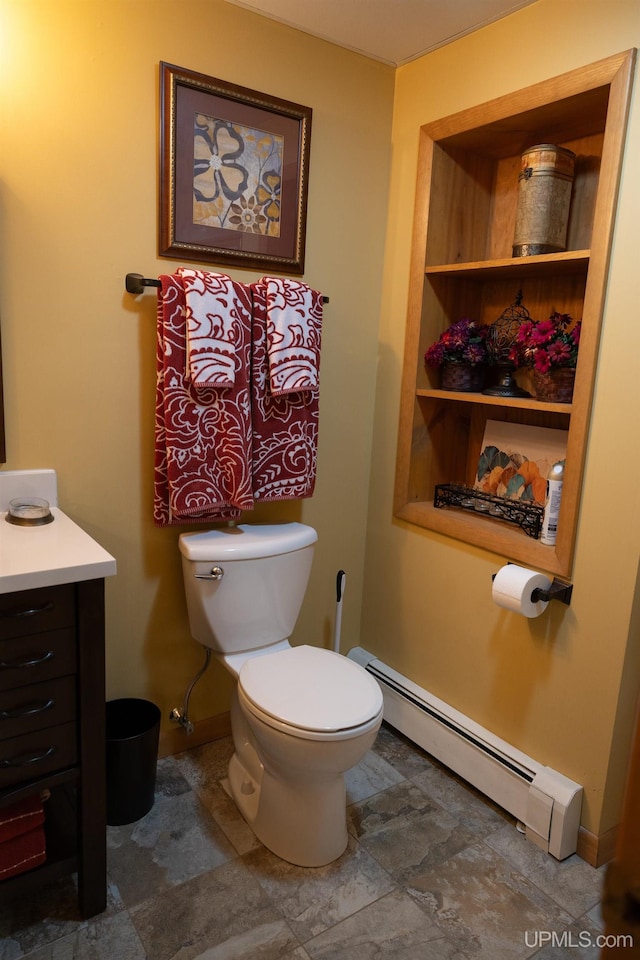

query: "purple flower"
left=464, top=343, right=486, bottom=364
left=424, top=318, right=488, bottom=368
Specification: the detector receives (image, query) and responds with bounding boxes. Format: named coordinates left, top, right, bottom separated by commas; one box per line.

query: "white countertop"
left=0, top=508, right=117, bottom=594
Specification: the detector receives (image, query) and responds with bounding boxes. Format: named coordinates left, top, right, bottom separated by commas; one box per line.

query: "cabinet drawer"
left=0, top=722, right=77, bottom=789
left=0, top=585, right=75, bottom=641
left=0, top=676, right=76, bottom=742
left=0, top=628, right=76, bottom=691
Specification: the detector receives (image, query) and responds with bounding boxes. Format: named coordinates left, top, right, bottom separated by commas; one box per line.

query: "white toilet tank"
left=179, top=523, right=318, bottom=655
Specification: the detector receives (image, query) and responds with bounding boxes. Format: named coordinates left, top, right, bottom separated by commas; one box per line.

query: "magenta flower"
left=530, top=319, right=556, bottom=344
left=516, top=312, right=581, bottom=370
left=547, top=340, right=572, bottom=365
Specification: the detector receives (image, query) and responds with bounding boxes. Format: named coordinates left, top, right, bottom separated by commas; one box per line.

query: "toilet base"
left=227, top=688, right=381, bottom=867
left=228, top=749, right=349, bottom=867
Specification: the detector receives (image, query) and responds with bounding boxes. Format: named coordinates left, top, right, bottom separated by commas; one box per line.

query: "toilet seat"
left=238, top=644, right=383, bottom=740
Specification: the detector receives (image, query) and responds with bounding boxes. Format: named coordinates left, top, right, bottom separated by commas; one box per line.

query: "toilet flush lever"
left=194, top=566, right=224, bottom=581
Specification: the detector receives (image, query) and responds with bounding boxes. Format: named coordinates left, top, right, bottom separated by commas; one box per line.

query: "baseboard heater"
left=348, top=646, right=582, bottom=860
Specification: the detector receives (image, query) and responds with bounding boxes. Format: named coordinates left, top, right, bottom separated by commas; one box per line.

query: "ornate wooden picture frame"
left=159, top=62, right=312, bottom=275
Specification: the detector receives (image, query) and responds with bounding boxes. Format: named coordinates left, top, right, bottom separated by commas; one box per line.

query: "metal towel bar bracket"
left=125, top=272, right=329, bottom=302
left=125, top=274, right=161, bottom=294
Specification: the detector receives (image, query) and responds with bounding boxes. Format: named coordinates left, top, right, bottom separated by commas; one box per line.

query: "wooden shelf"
left=394, top=50, right=636, bottom=577
left=424, top=250, right=590, bottom=280
left=416, top=388, right=572, bottom=415
left=397, top=500, right=568, bottom=576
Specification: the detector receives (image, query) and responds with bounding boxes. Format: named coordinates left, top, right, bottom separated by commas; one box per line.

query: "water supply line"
left=169, top=647, right=212, bottom=734
left=334, top=570, right=346, bottom=653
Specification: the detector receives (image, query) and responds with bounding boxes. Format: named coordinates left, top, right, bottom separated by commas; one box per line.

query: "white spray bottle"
left=541, top=460, right=565, bottom=546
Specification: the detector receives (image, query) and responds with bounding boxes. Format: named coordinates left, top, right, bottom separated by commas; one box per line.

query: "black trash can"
left=106, top=698, right=161, bottom=826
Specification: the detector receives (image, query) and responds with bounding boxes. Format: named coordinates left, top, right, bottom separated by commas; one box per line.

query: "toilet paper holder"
left=492, top=569, right=573, bottom=606
left=530, top=579, right=573, bottom=606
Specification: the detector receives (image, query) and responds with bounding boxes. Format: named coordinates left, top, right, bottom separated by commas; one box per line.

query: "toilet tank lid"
left=179, top=522, right=317, bottom=561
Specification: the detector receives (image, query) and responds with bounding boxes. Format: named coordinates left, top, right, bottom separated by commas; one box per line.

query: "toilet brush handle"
left=334, top=571, right=346, bottom=653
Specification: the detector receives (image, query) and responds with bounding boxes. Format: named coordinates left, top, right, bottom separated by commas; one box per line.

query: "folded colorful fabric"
left=0, top=826, right=46, bottom=880
left=0, top=794, right=45, bottom=844
left=263, top=277, right=323, bottom=395
left=178, top=269, right=242, bottom=388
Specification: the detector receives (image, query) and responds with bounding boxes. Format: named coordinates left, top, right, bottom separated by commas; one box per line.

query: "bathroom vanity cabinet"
left=0, top=474, right=116, bottom=919
left=0, top=579, right=107, bottom=917
left=393, top=50, right=635, bottom=577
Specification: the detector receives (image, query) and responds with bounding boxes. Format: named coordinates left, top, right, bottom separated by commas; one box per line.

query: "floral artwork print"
left=474, top=421, right=567, bottom=505
left=193, top=112, right=283, bottom=238
left=160, top=64, right=312, bottom=272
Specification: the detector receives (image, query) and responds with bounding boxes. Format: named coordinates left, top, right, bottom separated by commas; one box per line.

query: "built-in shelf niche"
left=394, top=50, right=636, bottom=577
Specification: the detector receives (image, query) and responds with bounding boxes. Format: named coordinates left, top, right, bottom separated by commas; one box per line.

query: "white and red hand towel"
left=178, top=268, right=242, bottom=388
left=154, top=274, right=253, bottom=525
left=263, top=277, right=323, bottom=395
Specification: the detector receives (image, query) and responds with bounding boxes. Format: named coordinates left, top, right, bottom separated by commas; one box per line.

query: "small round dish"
left=5, top=497, right=54, bottom=526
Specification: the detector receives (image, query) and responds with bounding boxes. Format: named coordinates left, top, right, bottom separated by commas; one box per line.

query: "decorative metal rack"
left=434, top=483, right=544, bottom=539
left=125, top=273, right=329, bottom=303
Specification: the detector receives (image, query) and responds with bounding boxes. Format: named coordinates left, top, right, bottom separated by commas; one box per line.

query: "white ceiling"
left=224, top=0, right=539, bottom=66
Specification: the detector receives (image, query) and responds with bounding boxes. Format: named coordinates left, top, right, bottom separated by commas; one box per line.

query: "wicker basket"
left=533, top=367, right=575, bottom=403
left=440, top=362, right=485, bottom=392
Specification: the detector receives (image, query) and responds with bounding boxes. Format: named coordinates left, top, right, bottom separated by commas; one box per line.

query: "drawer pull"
left=0, top=745, right=56, bottom=767
left=0, top=698, right=55, bottom=720
left=0, top=601, right=54, bottom=619
left=0, top=650, right=54, bottom=670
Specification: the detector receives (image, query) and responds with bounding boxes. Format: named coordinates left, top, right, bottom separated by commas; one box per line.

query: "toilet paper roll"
left=492, top=564, right=551, bottom=618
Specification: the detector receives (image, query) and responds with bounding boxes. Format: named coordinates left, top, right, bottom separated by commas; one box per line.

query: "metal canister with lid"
left=512, top=144, right=576, bottom=257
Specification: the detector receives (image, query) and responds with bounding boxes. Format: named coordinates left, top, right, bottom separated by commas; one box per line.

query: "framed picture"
left=159, top=62, right=312, bottom=275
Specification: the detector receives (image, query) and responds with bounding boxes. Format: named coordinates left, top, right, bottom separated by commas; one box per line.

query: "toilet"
left=179, top=522, right=383, bottom=867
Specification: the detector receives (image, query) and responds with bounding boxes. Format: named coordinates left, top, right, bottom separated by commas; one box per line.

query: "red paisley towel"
left=250, top=281, right=321, bottom=502
left=154, top=275, right=253, bottom=525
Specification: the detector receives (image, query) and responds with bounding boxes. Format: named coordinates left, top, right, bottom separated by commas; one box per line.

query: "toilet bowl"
left=232, top=644, right=382, bottom=865
left=179, top=523, right=383, bottom=866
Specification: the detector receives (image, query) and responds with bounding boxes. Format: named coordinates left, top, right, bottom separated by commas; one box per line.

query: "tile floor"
left=0, top=723, right=607, bottom=959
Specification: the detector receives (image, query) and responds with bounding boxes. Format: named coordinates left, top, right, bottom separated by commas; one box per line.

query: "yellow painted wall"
left=0, top=0, right=393, bottom=722
left=363, top=0, right=640, bottom=836
left=1, top=0, right=638, bottom=842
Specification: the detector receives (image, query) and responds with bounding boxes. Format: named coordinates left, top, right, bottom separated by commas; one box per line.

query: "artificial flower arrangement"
left=424, top=317, right=489, bottom=369
left=514, top=311, right=581, bottom=372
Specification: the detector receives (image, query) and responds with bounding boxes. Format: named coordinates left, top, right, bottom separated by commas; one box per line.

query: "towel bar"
left=125, top=273, right=329, bottom=302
